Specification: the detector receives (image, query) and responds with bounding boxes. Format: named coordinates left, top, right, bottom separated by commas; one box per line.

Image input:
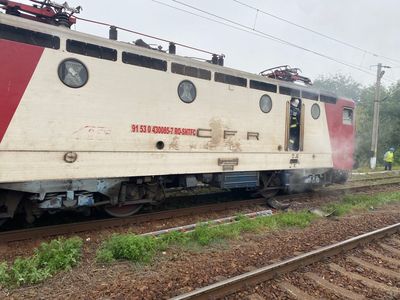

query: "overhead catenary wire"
left=152, top=1, right=286, bottom=45
left=232, top=0, right=400, bottom=65
left=75, top=1, right=398, bottom=84
left=162, top=0, right=394, bottom=81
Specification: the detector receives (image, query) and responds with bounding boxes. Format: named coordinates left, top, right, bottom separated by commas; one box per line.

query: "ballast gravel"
left=1, top=200, right=400, bottom=299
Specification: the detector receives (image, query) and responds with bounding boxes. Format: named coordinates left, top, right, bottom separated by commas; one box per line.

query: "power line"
left=152, top=0, right=289, bottom=45
left=232, top=0, right=400, bottom=65
left=159, top=0, right=385, bottom=79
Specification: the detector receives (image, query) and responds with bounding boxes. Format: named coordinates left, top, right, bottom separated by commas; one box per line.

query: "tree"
left=314, top=74, right=400, bottom=167
left=375, top=83, right=400, bottom=164
left=313, top=73, right=362, bottom=102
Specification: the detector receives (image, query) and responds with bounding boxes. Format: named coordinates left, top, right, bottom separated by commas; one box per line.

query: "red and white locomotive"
left=0, top=1, right=355, bottom=225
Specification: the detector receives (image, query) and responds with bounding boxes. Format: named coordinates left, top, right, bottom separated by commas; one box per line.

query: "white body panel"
left=0, top=13, right=332, bottom=183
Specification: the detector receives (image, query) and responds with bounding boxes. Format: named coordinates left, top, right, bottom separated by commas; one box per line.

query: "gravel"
left=1, top=199, right=399, bottom=299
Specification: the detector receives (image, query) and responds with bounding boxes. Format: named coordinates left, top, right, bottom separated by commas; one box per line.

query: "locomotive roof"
left=0, top=11, right=354, bottom=104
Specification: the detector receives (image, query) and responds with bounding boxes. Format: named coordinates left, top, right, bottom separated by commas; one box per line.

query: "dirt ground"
left=1, top=199, right=399, bottom=299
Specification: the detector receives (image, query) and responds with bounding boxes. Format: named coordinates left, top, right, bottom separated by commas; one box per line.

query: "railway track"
left=0, top=198, right=266, bottom=243
left=172, top=223, right=400, bottom=299
left=348, top=174, right=400, bottom=183
left=1, top=179, right=399, bottom=244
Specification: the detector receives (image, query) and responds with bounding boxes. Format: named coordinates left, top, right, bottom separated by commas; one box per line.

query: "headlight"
left=311, top=103, right=321, bottom=119
left=58, top=59, right=88, bottom=88
left=178, top=80, right=196, bottom=103
left=259, top=94, right=272, bottom=113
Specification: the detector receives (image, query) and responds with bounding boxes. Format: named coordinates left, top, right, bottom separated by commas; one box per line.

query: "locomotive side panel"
left=0, top=12, right=333, bottom=184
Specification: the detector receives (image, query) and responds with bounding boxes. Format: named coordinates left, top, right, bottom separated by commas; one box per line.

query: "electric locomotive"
left=0, top=0, right=355, bottom=225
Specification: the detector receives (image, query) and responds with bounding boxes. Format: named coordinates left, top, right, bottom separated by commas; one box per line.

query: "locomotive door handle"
left=284, top=101, right=290, bottom=151
left=300, top=103, right=305, bottom=151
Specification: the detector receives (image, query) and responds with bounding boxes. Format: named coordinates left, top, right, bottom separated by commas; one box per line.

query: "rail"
left=1, top=178, right=400, bottom=243
left=0, top=198, right=266, bottom=243
left=172, top=222, right=400, bottom=299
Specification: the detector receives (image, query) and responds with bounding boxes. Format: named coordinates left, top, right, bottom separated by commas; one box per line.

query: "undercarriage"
left=0, top=168, right=342, bottom=226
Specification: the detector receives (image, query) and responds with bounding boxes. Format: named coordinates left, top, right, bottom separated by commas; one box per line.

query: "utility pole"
left=370, top=63, right=390, bottom=169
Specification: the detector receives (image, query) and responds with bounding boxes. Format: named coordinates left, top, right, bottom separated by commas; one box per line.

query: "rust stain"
left=226, top=139, right=242, bottom=152
left=169, top=136, right=179, bottom=150
left=206, top=118, right=224, bottom=150
left=203, top=118, right=242, bottom=152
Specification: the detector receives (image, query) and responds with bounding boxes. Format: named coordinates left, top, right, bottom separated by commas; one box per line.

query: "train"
left=0, top=0, right=355, bottom=226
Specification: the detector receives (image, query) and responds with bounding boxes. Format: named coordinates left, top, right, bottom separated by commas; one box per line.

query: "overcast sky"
left=16, top=0, right=400, bottom=87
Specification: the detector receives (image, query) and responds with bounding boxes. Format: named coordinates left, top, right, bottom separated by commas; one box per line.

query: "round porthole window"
left=178, top=80, right=196, bottom=103
left=58, top=59, right=88, bottom=88
left=259, top=94, right=272, bottom=113
left=311, top=103, right=321, bottom=119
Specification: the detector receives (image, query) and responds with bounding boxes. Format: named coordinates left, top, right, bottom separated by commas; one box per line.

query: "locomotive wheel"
left=259, top=172, right=281, bottom=199
left=104, top=204, right=143, bottom=218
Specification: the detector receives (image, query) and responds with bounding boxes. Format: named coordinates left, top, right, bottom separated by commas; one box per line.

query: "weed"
left=36, top=237, right=82, bottom=273
left=159, top=230, right=189, bottom=246
left=0, top=237, right=83, bottom=288
left=274, top=211, right=316, bottom=228
left=0, top=262, right=9, bottom=285
left=324, top=191, right=400, bottom=216
left=96, top=234, right=160, bottom=264
left=95, top=249, right=115, bottom=264
left=98, top=209, right=318, bottom=263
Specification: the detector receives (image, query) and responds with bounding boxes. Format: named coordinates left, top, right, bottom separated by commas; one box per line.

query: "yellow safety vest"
left=384, top=151, right=394, bottom=163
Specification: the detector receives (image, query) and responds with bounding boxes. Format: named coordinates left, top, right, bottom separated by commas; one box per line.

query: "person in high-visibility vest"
left=289, top=98, right=300, bottom=151
left=383, top=147, right=395, bottom=171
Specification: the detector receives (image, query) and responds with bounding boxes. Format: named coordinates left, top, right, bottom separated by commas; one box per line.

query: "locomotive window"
left=58, top=59, right=88, bottom=88
left=122, top=52, right=167, bottom=71
left=250, top=80, right=277, bottom=93
left=0, top=24, right=60, bottom=49
left=343, top=108, right=353, bottom=125
left=302, top=90, right=319, bottom=101
left=279, top=86, right=301, bottom=97
left=67, top=40, right=117, bottom=61
left=311, top=103, right=320, bottom=119
left=171, top=63, right=211, bottom=80
left=259, top=94, right=273, bottom=113
left=215, top=72, right=247, bottom=87
left=320, top=94, right=337, bottom=104
left=178, top=80, right=197, bottom=103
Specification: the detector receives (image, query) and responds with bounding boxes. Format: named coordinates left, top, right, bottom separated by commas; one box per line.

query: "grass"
left=323, top=191, right=400, bottom=216
left=1, top=190, right=397, bottom=288
left=0, top=237, right=83, bottom=288
left=96, top=211, right=317, bottom=264
left=96, top=234, right=161, bottom=264
left=97, top=190, right=400, bottom=265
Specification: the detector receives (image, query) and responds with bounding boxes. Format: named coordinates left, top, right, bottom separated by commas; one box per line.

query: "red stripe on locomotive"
left=0, top=39, right=44, bottom=143
left=325, top=98, right=355, bottom=170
